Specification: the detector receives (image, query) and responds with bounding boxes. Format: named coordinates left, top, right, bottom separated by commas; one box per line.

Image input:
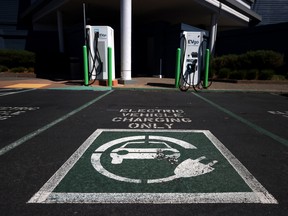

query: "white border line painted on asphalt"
left=41, top=192, right=267, bottom=204
left=203, top=130, right=278, bottom=204
left=193, top=93, right=288, bottom=148
left=0, top=91, right=113, bottom=156
left=28, top=129, right=278, bottom=204
left=0, top=88, right=35, bottom=97
left=0, top=89, right=14, bottom=92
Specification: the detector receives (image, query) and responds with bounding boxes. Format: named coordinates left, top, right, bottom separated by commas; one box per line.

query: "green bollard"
left=108, top=47, right=113, bottom=87
left=204, top=49, right=210, bottom=89
left=175, top=48, right=181, bottom=88
left=83, top=45, right=89, bottom=86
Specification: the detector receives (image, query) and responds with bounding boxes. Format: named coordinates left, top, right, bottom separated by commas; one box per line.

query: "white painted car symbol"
left=110, top=141, right=180, bottom=164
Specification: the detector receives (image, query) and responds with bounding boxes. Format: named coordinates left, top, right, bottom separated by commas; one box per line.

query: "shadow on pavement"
left=146, top=82, right=175, bottom=88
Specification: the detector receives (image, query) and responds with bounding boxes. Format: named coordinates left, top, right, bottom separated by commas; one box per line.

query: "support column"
left=57, top=10, right=64, bottom=53
left=209, top=13, right=218, bottom=56
left=120, top=0, right=132, bottom=81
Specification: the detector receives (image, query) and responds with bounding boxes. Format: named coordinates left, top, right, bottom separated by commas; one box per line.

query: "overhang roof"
left=219, top=0, right=261, bottom=22
left=21, top=0, right=261, bottom=30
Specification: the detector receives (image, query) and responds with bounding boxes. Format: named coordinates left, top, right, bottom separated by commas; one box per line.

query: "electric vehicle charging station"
left=86, top=25, right=115, bottom=81
left=179, top=27, right=209, bottom=90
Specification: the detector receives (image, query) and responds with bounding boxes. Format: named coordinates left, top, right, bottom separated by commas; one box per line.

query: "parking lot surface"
left=0, top=88, right=287, bottom=215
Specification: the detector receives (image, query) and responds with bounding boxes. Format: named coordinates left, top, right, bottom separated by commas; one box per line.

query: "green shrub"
left=211, top=50, right=285, bottom=80
left=245, top=69, right=258, bottom=80
left=0, top=65, right=8, bottom=72
left=272, top=75, right=286, bottom=80
left=221, top=54, right=239, bottom=70
left=10, top=67, right=27, bottom=73
left=258, top=69, right=274, bottom=80
left=218, top=68, right=231, bottom=79
left=245, top=50, right=284, bottom=70
left=237, top=54, right=250, bottom=69
left=229, top=70, right=246, bottom=80
left=211, top=55, right=239, bottom=72
left=210, top=57, right=221, bottom=73
left=0, top=49, right=35, bottom=69
left=28, top=67, right=34, bottom=72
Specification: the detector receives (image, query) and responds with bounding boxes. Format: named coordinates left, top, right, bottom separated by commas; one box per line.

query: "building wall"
left=0, top=0, right=28, bottom=49
left=2, top=0, right=287, bottom=78
left=216, top=1, right=288, bottom=68
left=215, top=22, right=288, bottom=71
left=253, top=0, right=288, bottom=25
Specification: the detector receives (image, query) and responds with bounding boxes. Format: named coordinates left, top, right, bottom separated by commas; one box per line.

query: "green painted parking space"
left=29, top=129, right=277, bottom=204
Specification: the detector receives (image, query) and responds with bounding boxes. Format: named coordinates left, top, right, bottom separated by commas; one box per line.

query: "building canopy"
left=22, top=0, right=261, bottom=30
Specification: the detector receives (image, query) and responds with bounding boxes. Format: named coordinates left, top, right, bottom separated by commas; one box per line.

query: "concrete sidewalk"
left=0, top=72, right=287, bottom=92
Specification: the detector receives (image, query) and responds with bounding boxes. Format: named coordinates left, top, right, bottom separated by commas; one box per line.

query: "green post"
left=108, top=47, right=113, bottom=87
left=175, top=48, right=181, bottom=88
left=83, top=45, right=89, bottom=86
left=204, top=49, right=210, bottom=89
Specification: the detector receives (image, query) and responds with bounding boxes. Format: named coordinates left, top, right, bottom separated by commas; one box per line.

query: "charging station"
left=180, top=27, right=208, bottom=89
left=86, top=25, right=115, bottom=81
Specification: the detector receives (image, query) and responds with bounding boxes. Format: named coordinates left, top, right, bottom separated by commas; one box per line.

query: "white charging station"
left=86, top=25, right=115, bottom=80
left=180, top=30, right=207, bottom=87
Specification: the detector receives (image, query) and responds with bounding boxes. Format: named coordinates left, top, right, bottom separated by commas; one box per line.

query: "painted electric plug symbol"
left=174, top=156, right=218, bottom=178
left=147, top=156, right=218, bottom=183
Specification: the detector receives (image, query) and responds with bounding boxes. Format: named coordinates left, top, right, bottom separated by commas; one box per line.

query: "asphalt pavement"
left=0, top=72, right=288, bottom=92
left=0, top=76, right=288, bottom=215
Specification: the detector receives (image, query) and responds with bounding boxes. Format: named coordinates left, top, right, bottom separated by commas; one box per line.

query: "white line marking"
left=0, top=88, right=35, bottom=97
left=0, top=91, right=113, bottom=156
left=28, top=129, right=278, bottom=204
left=28, top=129, right=103, bottom=203
left=193, top=93, right=288, bottom=148
left=92, top=136, right=145, bottom=183
left=0, top=88, right=14, bottom=92
left=202, top=130, right=278, bottom=204
left=43, top=192, right=269, bottom=204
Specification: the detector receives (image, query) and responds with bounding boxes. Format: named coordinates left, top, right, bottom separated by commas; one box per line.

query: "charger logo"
left=95, top=30, right=107, bottom=39
left=188, top=40, right=200, bottom=46
left=99, top=33, right=107, bottom=39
